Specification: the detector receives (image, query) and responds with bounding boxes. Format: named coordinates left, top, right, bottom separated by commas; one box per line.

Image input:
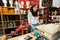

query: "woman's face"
left=33, top=5, right=38, bottom=12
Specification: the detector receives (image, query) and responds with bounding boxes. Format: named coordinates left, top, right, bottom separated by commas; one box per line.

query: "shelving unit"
left=0, top=6, right=21, bottom=35
left=42, top=7, right=60, bottom=24
left=0, top=5, right=32, bottom=35
left=43, top=7, right=50, bottom=24
left=51, top=8, right=60, bottom=23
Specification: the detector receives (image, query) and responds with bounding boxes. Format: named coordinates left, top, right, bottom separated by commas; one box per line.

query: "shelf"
left=21, top=14, right=27, bottom=15
left=1, top=6, right=29, bottom=10
left=49, top=15, right=60, bottom=17
left=20, top=8, right=40, bottom=11
left=0, top=28, right=3, bottom=29
left=8, top=7, right=15, bottom=8
left=1, top=6, right=15, bottom=8
left=0, top=6, right=28, bottom=35
left=24, top=19, right=28, bottom=20
left=1, top=6, right=40, bottom=10
left=7, top=26, right=18, bottom=29
left=0, top=26, right=18, bottom=29
left=20, top=8, right=30, bottom=10
left=2, top=14, right=20, bottom=15
left=5, top=26, right=18, bottom=29
left=3, top=20, right=20, bottom=22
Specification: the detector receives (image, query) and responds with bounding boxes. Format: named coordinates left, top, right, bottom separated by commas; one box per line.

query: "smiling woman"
left=28, top=4, right=40, bottom=26
left=28, top=4, right=40, bottom=33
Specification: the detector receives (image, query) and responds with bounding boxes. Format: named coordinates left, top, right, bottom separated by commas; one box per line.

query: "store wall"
left=39, top=0, right=60, bottom=8
left=52, top=0, right=60, bottom=7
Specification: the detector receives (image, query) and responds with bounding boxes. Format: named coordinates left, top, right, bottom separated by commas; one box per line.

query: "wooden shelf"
left=1, top=6, right=40, bottom=10
left=3, top=20, right=20, bottom=22
left=1, top=6, right=15, bottom=8
left=21, top=14, right=27, bottom=15
left=24, top=19, right=28, bottom=20
left=2, top=14, right=20, bottom=15
left=20, top=8, right=30, bottom=10
left=8, top=7, right=15, bottom=8
left=1, top=6, right=29, bottom=10
left=20, top=8, right=40, bottom=11
left=50, top=15, right=60, bottom=17
left=0, top=28, right=3, bottom=29
left=5, top=26, right=18, bottom=29
left=0, top=6, right=28, bottom=35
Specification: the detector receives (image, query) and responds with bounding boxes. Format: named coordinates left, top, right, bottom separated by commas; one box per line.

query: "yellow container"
left=9, top=9, right=14, bottom=14
left=2, top=7, right=8, bottom=14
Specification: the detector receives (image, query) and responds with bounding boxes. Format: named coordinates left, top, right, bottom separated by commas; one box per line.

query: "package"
left=9, top=9, right=14, bottom=14
left=2, top=7, right=8, bottom=14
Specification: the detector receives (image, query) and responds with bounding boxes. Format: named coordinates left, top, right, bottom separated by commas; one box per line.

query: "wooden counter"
left=8, top=33, right=36, bottom=40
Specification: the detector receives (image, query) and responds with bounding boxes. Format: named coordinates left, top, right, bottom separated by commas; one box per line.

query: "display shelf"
left=5, top=26, right=18, bottom=29
left=21, top=19, right=27, bottom=20
left=0, top=26, right=18, bottom=30
left=0, top=28, right=3, bottom=29
left=3, top=20, right=20, bottom=22
left=43, top=7, right=60, bottom=23
left=0, top=6, right=21, bottom=35
left=20, top=8, right=40, bottom=11
left=21, top=13, right=27, bottom=15
left=20, top=8, right=30, bottom=10
left=50, top=15, right=60, bottom=17
left=2, top=14, right=20, bottom=15
left=0, top=6, right=40, bottom=10
left=8, top=7, right=15, bottom=8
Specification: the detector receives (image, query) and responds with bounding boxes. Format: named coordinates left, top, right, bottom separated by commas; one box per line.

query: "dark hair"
left=30, top=4, right=38, bottom=17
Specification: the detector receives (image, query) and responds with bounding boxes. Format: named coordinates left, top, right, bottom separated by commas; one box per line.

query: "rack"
left=0, top=6, right=21, bottom=35
left=42, top=7, right=60, bottom=24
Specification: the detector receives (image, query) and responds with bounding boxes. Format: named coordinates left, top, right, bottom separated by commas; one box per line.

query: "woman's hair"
left=30, top=4, right=38, bottom=17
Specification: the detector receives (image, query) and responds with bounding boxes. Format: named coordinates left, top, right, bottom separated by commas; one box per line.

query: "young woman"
left=28, top=4, right=40, bottom=32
